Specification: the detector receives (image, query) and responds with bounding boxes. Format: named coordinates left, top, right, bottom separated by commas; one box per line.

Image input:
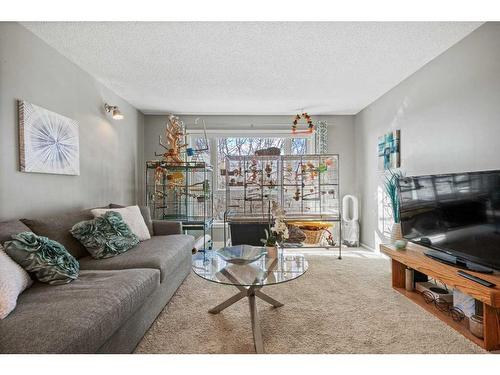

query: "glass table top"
left=192, top=249, right=308, bottom=287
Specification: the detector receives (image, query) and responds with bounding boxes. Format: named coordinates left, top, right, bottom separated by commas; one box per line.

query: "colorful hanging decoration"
left=291, top=112, right=314, bottom=134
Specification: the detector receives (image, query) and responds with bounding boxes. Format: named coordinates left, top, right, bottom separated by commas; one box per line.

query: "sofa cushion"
left=0, top=268, right=160, bottom=353
left=0, top=220, right=32, bottom=244
left=21, top=210, right=94, bottom=259
left=79, top=234, right=194, bottom=283
left=152, top=220, right=182, bottom=236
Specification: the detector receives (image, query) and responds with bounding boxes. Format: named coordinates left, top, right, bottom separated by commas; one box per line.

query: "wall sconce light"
left=104, top=103, right=124, bottom=120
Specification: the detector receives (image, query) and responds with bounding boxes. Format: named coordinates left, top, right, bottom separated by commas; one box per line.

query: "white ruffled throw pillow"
left=0, top=244, right=33, bottom=319
left=91, top=205, right=151, bottom=241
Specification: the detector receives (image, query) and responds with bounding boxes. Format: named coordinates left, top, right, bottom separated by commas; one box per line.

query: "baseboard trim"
left=360, top=242, right=375, bottom=252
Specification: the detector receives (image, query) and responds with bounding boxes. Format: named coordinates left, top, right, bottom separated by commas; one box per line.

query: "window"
left=188, top=133, right=313, bottom=189
left=217, top=137, right=307, bottom=160
left=187, top=133, right=314, bottom=219
left=216, top=136, right=310, bottom=190
left=217, top=137, right=286, bottom=159
left=291, top=138, right=307, bottom=155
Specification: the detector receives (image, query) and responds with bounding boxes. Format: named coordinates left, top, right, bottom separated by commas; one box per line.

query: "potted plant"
left=261, top=229, right=279, bottom=258
left=261, top=203, right=289, bottom=258
left=384, top=169, right=405, bottom=243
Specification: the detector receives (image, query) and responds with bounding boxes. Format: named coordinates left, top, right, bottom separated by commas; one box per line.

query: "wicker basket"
left=302, top=228, right=325, bottom=244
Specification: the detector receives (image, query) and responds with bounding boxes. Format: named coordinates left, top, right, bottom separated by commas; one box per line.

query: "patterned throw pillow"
left=70, top=211, right=139, bottom=259
left=4, top=232, right=79, bottom=285
left=91, top=205, right=151, bottom=241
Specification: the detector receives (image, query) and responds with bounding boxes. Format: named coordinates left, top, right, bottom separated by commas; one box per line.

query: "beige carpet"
left=135, top=250, right=485, bottom=354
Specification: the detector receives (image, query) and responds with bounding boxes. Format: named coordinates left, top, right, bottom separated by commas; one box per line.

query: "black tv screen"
left=398, top=170, right=500, bottom=270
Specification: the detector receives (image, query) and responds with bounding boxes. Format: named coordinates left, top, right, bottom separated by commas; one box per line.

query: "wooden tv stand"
left=380, top=242, right=500, bottom=351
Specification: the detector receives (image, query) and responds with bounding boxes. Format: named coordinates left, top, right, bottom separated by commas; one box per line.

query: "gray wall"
left=0, top=22, right=144, bottom=220
left=354, top=22, right=500, bottom=250
left=144, top=114, right=356, bottom=199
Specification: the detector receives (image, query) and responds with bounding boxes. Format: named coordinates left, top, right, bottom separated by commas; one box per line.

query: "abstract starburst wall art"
left=18, top=100, right=80, bottom=175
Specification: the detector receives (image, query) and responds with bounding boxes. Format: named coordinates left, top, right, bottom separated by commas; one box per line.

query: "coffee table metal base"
left=208, top=271, right=283, bottom=354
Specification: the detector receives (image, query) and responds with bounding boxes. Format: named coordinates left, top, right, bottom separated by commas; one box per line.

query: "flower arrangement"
left=261, top=202, right=289, bottom=247
left=384, top=169, right=404, bottom=223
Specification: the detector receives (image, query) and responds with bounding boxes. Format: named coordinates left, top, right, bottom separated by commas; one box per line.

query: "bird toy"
left=185, top=118, right=209, bottom=164
left=292, top=112, right=314, bottom=134
left=155, top=115, right=186, bottom=164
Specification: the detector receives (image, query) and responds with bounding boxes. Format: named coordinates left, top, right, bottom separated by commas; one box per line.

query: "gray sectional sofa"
left=0, top=205, right=195, bottom=354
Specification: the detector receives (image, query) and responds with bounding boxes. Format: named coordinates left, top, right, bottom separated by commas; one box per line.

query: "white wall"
left=0, top=22, right=144, bottom=220
left=354, top=22, right=500, bottom=250
left=326, top=116, right=355, bottom=199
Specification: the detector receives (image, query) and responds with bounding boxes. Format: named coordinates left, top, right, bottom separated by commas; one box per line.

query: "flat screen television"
left=398, top=170, right=500, bottom=272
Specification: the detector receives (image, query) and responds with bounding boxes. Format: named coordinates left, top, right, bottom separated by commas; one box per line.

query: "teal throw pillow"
left=70, top=211, right=139, bottom=259
left=4, top=232, right=79, bottom=285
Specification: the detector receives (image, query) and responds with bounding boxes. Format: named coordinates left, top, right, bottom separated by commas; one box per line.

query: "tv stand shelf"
left=381, top=242, right=500, bottom=351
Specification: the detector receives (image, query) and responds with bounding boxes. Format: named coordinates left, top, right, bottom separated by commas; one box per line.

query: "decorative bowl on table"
left=216, top=245, right=267, bottom=265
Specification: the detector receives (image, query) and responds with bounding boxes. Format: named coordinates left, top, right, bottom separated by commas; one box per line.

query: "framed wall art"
left=377, top=129, right=400, bottom=171
left=18, top=100, right=80, bottom=175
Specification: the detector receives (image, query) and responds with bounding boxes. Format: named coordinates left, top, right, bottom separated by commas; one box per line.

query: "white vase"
left=266, top=246, right=278, bottom=258
left=390, top=222, right=403, bottom=243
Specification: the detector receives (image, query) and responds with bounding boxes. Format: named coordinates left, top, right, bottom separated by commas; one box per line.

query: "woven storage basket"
left=302, top=228, right=325, bottom=244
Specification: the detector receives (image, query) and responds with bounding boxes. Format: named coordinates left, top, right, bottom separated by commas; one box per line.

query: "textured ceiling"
left=22, top=22, right=481, bottom=115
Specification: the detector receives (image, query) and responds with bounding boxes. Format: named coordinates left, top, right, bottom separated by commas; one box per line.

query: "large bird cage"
left=224, top=154, right=341, bottom=255
left=146, top=160, right=214, bottom=249
left=225, top=155, right=282, bottom=216
left=281, top=154, right=340, bottom=218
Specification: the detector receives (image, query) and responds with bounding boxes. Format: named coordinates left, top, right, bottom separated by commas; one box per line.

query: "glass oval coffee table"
left=192, top=248, right=308, bottom=353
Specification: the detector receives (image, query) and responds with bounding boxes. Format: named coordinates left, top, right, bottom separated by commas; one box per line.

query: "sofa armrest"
left=152, top=220, right=182, bottom=236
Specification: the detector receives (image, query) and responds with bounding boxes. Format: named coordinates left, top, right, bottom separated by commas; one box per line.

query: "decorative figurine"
left=394, top=239, right=408, bottom=250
